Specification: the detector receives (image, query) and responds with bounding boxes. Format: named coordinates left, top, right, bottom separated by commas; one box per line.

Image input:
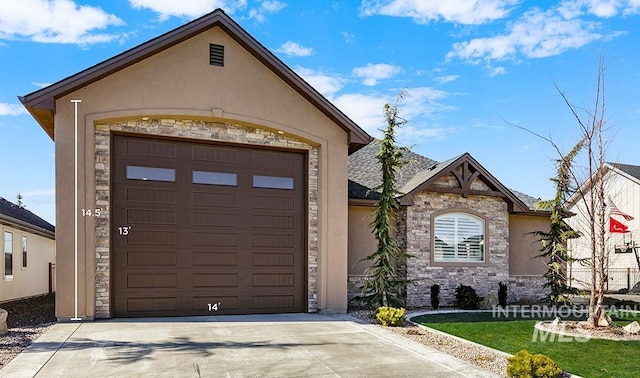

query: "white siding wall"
left=0, top=224, right=55, bottom=302
left=568, top=168, right=640, bottom=291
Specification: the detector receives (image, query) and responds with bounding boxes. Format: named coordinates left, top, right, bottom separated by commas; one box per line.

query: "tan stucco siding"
left=508, top=214, right=548, bottom=276
left=0, top=224, right=55, bottom=302
left=348, top=206, right=377, bottom=276
left=53, top=26, right=351, bottom=319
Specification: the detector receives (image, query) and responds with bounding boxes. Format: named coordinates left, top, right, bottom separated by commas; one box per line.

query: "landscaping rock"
left=623, top=321, right=640, bottom=334
left=479, top=293, right=498, bottom=309
left=0, top=308, right=7, bottom=335
left=552, top=317, right=560, bottom=329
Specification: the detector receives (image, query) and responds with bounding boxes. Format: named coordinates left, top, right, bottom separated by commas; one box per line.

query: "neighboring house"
left=347, top=142, right=551, bottom=306
left=21, top=9, right=371, bottom=319
left=567, top=163, right=640, bottom=292
left=0, top=197, right=55, bottom=302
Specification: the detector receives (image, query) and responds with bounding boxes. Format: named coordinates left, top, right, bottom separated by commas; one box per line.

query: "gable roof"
left=348, top=142, right=534, bottom=213
left=0, top=197, right=55, bottom=238
left=609, top=162, right=640, bottom=183
left=567, top=162, right=640, bottom=208
left=19, top=9, right=372, bottom=153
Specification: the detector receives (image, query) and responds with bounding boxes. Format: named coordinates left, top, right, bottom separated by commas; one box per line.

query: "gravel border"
left=0, top=294, right=56, bottom=370
left=350, top=309, right=508, bottom=377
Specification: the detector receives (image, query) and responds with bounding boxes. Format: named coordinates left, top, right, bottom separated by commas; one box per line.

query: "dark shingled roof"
left=0, top=197, right=55, bottom=235
left=610, top=162, right=640, bottom=181
left=348, top=140, right=437, bottom=199
left=348, top=141, right=542, bottom=211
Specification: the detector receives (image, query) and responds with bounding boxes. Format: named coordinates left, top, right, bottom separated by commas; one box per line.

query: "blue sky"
left=1, top=0, right=640, bottom=224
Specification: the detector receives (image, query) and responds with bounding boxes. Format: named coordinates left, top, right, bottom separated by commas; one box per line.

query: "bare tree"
left=512, top=57, right=613, bottom=327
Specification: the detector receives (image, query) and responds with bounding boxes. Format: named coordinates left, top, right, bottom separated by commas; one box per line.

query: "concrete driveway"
left=1, top=313, right=497, bottom=378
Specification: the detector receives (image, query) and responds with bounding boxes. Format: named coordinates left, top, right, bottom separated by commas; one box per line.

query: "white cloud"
left=433, top=74, right=460, bottom=84
left=32, top=82, right=52, bottom=89
left=447, top=7, right=604, bottom=62
left=341, top=31, right=355, bottom=44
left=248, top=0, right=287, bottom=22
left=488, top=66, right=507, bottom=76
left=0, top=0, right=123, bottom=45
left=352, top=63, right=402, bottom=86
left=0, top=103, right=28, bottom=116
left=129, top=0, right=247, bottom=20
left=294, top=67, right=345, bottom=97
left=559, top=0, right=640, bottom=18
left=360, top=0, right=518, bottom=25
left=275, top=41, right=313, bottom=57
left=332, top=87, right=456, bottom=138
left=332, top=93, right=388, bottom=135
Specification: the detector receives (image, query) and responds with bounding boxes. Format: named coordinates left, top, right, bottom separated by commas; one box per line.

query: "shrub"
left=454, top=285, right=481, bottom=310
left=375, top=306, right=406, bottom=327
left=499, top=282, right=508, bottom=308
left=507, top=349, right=563, bottom=378
left=430, top=284, right=440, bottom=310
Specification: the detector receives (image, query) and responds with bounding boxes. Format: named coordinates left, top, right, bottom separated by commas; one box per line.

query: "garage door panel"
left=128, top=274, right=177, bottom=288
left=113, top=135, right=305, bottom=317
left=192, top=191, right=238, bottom=207
left=126, top=251, right=177, bottom=266
left=192, top=251, right=238, bottom=266
left=252, top=252, right=295, bottom=266
left=126, top=208, right=177, bottom=224
left=127, top=230, right=177, bottom=245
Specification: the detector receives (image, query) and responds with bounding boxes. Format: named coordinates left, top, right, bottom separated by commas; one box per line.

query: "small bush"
left=375, top=306, right=406, bottom=327
left=430, top=284, right=440, bottom=310
left=499, top=282, right=508, bottom=308
left=454, top=285, right=481, bottom=310
left=507, top=349, right=563, bottom=378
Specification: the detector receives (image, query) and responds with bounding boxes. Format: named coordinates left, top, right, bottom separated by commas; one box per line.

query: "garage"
left=112, top=135, right=306, bottom=317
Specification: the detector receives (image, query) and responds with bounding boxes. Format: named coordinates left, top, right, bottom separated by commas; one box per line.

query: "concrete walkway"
left=0, top=313, right=498, bottom=378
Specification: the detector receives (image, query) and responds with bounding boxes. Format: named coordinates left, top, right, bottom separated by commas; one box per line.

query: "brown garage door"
left=112, top=135, right=306, bottom=317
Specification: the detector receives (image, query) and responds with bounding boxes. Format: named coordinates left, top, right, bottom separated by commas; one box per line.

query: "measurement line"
left=71, top=99, right=82, bottom=321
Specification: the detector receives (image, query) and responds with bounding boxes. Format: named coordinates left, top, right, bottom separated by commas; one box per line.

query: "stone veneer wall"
left=405, top=191, right=510, bottom=308
left=94, top=119, right=319, bottom=318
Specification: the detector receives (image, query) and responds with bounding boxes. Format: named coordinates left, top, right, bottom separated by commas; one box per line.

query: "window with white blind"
left=433, top=212, right=485, bottom=262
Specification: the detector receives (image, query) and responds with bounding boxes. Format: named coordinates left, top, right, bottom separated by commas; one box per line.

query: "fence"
left=569, top=267, right=640, bottom=292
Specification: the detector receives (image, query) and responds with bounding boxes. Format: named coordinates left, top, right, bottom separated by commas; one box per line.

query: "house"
left=21, top=9, right=371, bottom=319
left=0, top=197, right=55, bottom=302
left=567, top=162, right=640, bottom=292
left=347, top=142, right=551, bottom=306
left=21, top=9, right=549, bottom=319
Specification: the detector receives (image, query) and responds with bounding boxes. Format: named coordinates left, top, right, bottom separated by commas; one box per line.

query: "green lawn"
left=412, top=311, right=640, bottom=378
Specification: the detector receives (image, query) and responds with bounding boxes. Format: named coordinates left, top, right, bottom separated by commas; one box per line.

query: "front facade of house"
left=23, top=10, right=549, bottom=319
left=0, top=198, right=55, bottom=302
left=22, top=10, right=371, bottom=319
left=568, top=163, right=640, bottom=292
left=347, top=143, right=550, bottom=306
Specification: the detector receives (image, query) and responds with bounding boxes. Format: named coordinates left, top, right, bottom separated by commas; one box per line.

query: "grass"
left=412, top=311, right=640, bottom=378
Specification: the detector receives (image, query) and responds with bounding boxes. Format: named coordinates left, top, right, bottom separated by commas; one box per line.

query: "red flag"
left=610, top=217, right=630, bottom=233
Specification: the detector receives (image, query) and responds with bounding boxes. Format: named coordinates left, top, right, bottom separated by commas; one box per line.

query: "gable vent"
left=210, top=44, right=224, bottom=67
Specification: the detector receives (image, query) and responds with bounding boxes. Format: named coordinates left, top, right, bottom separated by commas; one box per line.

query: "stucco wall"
left=509, top=214, right=549, bottom=276
left=53, top=26, right=351, bottom=319
left=0, top=224, right=55, bottom=302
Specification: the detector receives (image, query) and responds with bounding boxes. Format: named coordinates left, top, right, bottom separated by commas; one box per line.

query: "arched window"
left=433, top=212, right=485, bottom=262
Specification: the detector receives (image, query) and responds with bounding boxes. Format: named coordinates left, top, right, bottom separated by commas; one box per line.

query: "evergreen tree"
left=357, top=94, right=413, bottom=308
left=531, top=140, right=583, bottom=305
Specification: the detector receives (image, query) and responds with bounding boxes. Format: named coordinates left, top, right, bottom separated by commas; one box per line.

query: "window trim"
left=430, top=208, right=490, bottom=267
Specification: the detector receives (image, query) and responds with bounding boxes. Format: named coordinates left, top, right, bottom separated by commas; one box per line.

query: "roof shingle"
left=0, top=197, right=55, bottom=235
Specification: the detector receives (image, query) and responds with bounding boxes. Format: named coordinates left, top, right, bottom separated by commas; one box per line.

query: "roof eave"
left=0, top=213, right=55, bottom=239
